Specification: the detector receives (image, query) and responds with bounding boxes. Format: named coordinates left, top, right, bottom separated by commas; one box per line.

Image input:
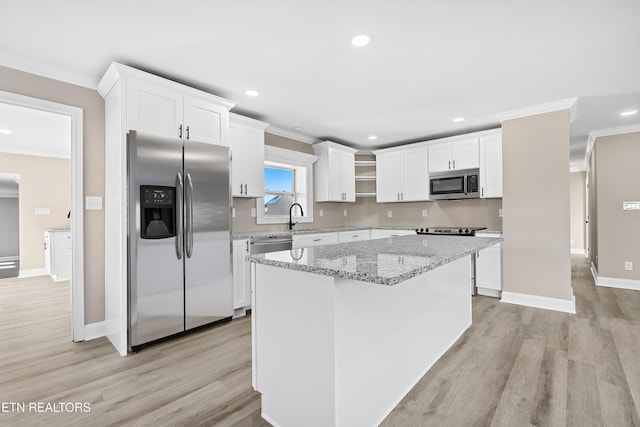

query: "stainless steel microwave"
left=429, top=170, right=480, bottom=200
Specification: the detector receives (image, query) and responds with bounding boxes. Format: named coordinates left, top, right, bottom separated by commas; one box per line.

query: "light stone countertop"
left=232, top=226, right=417, bottom=240
left=247, top=234, right=503, bottom=286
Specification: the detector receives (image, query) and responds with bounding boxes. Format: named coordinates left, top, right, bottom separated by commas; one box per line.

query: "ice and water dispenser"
left=140, top=185, right=176, bottom=239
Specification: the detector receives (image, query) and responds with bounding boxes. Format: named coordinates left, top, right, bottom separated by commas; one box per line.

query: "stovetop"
left=415, top=227, right=487, bottom=236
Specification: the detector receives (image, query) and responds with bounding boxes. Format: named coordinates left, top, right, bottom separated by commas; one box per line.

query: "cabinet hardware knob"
left=186, top=126, right=190, bottom=140
left=453, top=160, right=456, bottom=169
left=448, top=160, right=451, bottom=170
left=179, top=124, right=183, bottom=139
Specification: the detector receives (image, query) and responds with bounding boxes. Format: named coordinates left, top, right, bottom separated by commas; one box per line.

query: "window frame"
left=256, top=145, right=318, bottom=225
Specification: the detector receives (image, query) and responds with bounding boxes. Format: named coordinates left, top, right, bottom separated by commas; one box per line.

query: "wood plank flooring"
left=1, top=257, right=638, bottom=426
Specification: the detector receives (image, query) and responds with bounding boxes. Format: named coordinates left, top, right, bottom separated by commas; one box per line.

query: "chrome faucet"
left=289, top=203, right=304, bottom=230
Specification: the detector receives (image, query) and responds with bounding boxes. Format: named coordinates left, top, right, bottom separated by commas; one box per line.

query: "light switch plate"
left=498, top=208, right=504, bottom=217
left=85, top=196, right=102, bottom=210
left=34, top=207, right=50, bottom=215
left=343, top=209, right=348, bottom=217
left=421, top=209, right=428, bottom=217
left=251, top=207, right=256, bottom=217
left=625, top=261, right=633, bottom=271
left=387, top=210, right=393, bottom=218
left=319, top=208, right=324, bottom=217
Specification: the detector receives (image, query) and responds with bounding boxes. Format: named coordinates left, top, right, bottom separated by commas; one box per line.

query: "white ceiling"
left=0, top=102, right=71, bottom=159
left=2, top=0, right=639, bottom=168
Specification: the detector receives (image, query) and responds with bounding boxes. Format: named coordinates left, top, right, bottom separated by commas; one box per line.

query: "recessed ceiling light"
left=351, top=35, right=370, bottom=47
left=620, top=110, right=637, bottom=117
left=245, top=90, right=259, bottom=97
left=452, top=117, right=465, bottom=123
left=292, top=126, right=304, bottom=132
left=368, top=135, right=378, bottom=140
left=0, top=129, right=12, bottom=135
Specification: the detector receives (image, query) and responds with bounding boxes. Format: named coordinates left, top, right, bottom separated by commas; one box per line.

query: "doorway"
left=0, top=174, right=19, bottom=278
left=0, top=90, right=84, bottom=341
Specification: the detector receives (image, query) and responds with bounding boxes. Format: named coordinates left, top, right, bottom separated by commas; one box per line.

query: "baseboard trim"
left=84, top=321, right=106, bottom=341
left=18, top=268, right=48, bottom=278
left=501, top=291, right=576, bottom=314
left=570, top=248, right=586, bottom=255
left=591, top=263, right=640, bottom=291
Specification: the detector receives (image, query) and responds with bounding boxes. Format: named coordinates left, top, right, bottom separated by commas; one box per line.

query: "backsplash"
left=232, top=197, right=503, bottom=233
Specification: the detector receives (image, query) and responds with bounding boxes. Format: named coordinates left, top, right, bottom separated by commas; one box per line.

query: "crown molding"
left=0, top=53, right=98, bottom=89
left=584, top=123, right=640, bottom=166
left=229, top=112, right=269, bottom=130
left=265, top=125, right=320, bottom=145
left=496, top=97, right=578, bottom=123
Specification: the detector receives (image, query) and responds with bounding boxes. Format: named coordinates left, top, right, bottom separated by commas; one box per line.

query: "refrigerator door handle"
left=186, top=172, right=194, bottom=258
left=176, top=173, right=184, bottom=260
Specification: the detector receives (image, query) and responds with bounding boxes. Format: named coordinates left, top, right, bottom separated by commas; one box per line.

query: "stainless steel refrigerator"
left=127, top=130, right=232, bottom=352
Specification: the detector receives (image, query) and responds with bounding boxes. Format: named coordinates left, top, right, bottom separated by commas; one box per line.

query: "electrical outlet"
left=422, top=209, right=428, bottom=218
left=319, top=208, right=324, bottom=217
left=251, top=207, right=256, bottom=218
left=232, top=207, right=236, bottom=218
left=625, top=261, right=633, bottom=271
left=498, top=208, right=504, bottom=217
left=343, top=209, right=348, bottom=217
left=387, top=210, right=393, bottom=218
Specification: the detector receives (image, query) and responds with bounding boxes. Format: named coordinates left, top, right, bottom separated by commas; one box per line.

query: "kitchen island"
left=248, top=234, right=501, bottom=427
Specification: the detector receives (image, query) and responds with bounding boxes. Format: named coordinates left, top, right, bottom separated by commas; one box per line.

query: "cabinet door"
left=479, top=134, right=503, bottom=198
left=292, top=232, right=339, bottom=248
left=338, top=229, right=371, bottom=242
left=127, top=79, right=183, bottom=139
left=230, top=122, right=265, bottom=197
left=427, top=141, right=452, bottom=173
left=232, top=239, right=251, bottom=309
left=341, top=151, right=356, bottom=202
left=376, top=152, right=402, bottom=202
left=184, top=96, right=227, bottom=146
left=476, top=243, right=502, bottom=291
left=400, top=147, right=429, bottom=201
left=327, top=148, right=344, bottom=201
left=452, top=137, right=479, bottom=170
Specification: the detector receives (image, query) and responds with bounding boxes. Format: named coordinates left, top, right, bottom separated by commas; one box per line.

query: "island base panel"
left=254, top=257, right=472, bottom=427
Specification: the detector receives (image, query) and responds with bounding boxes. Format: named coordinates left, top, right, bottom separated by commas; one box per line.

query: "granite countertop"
left=248, top=234, right=503, bottom=286
left=232, top=226, right=417, bottom=240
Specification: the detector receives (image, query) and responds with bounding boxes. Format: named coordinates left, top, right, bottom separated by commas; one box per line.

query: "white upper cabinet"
left=183, top=96, right=228, bottom=145
left=374, top=146, right=429, bottom=202
left=479, top=132, right=503, bottom=198
left=428, top=137, right=479, bottom=173
left=375, top=151, right=402, bottom=202
left=229, top=113, right=269, bottom=198
left=127, top=78, right=183, bottom=139
left=109, top=63, right=234, bottom=145
left=313, top=141, right=358, bottom=202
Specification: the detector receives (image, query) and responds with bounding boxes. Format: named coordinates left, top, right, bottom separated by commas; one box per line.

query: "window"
left=256, top=146, right=318, bottom=225
left=264, top=167, right=295, bottom=216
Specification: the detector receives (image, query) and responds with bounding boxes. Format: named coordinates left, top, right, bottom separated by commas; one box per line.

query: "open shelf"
left=355, top=192, right=377, bottom=198
left=355, top=175, right=376, bottom=181
left=355, top=160, right=376, bottom=167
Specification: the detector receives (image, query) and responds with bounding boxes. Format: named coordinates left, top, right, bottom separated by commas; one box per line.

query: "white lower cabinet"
left=475, top=242, right=502, bottom=297
left=232, top=239, right=251, bottom=311
left=292, top=232, right=339, bottom=248
left=370, top=229, right=417, bottom=239
left=338, top=229, right=371, bottom=243
left=44, top=230, right=71, bottom=282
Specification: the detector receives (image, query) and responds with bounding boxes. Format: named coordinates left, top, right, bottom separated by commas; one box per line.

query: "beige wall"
left=0, top=153, right=70, bottom=269
left=0, top=65, right=105, bottom=324
left=232, top=133, right=503, bottom=232
left=590, top=132, right=640, bottom=280
left=570, top=171, right=586, bottom=253
left=502, top=110, right=573, bottom=301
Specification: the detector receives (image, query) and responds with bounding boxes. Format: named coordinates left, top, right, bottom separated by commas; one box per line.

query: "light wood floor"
left=1, top=257, right=638, bottom=426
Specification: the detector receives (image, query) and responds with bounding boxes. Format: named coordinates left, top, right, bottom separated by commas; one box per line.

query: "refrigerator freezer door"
left=128, top=131, right=185, bottom=349
left=183, top=141, right=233, bottom=329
